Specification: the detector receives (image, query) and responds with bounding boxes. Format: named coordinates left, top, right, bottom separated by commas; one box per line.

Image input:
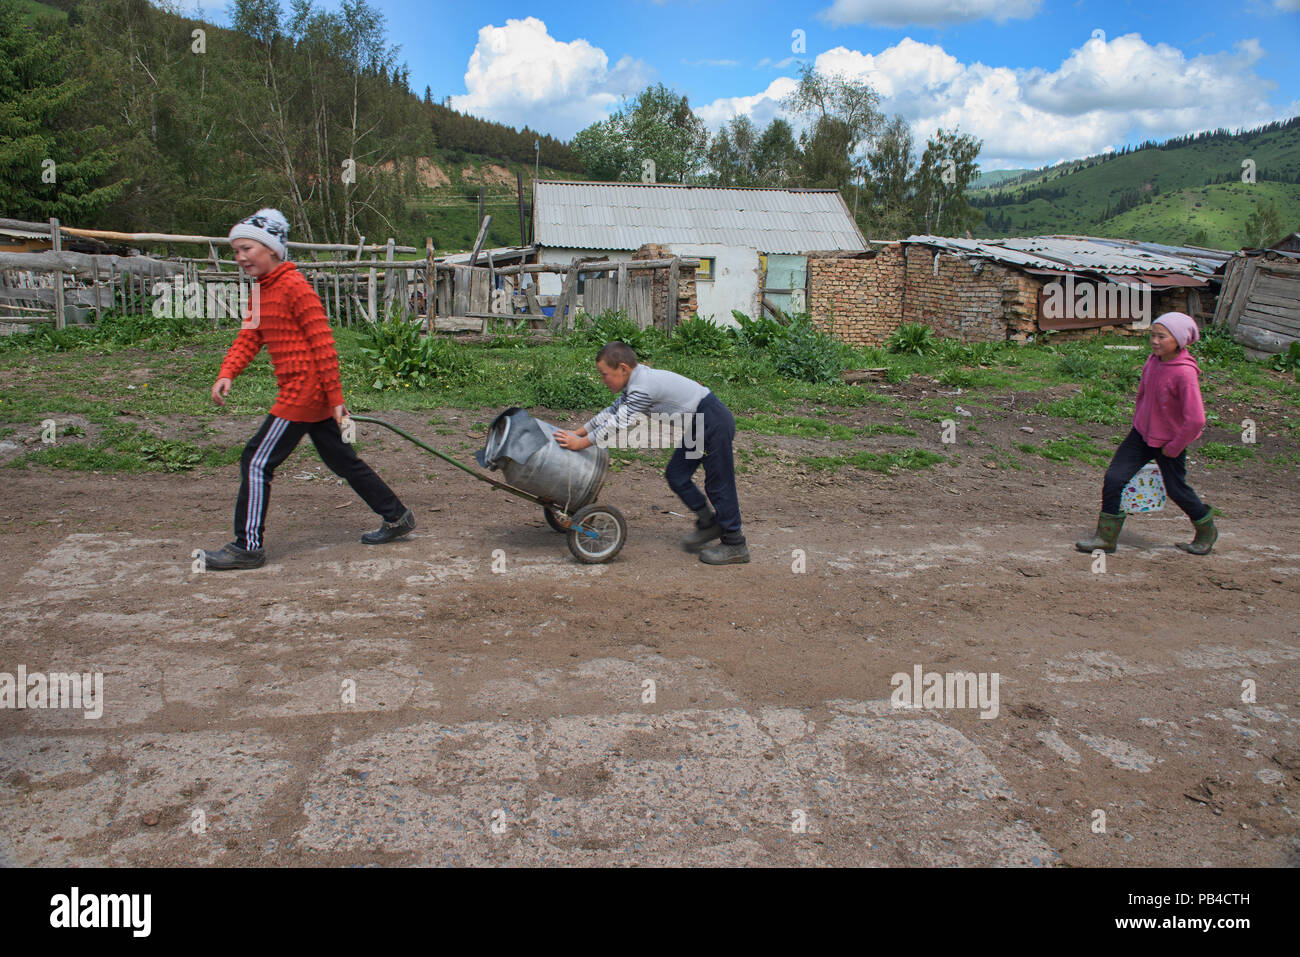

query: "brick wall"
left=807, top=246, right=904, bottom=346
left=809, top=245, right=1192, bottom=346
left=632, top=243, right=698, bottom=328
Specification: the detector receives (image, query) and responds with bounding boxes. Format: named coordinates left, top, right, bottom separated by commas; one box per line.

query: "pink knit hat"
left=1152, top=311, right=1200, bottom=348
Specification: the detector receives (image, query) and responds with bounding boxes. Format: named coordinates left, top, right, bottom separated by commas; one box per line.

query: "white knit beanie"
left=229, top=208, right=290, bottom=259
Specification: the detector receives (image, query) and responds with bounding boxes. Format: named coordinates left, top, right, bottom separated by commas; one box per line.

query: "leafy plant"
left=728, top=309, right=787, bottom=350
left=570, top=309, right=649, bottom=355
left=1055, top=351, right=1101, bottom=379
left=1268, top=340, right=1300, bottom=375
left=527, top=361, right=609, bottom=409
left=484, top=317, right=532, bottom=349
left=671, top=313, right=733, bottom=357
left=358, top=318, right=476, bottom=390
left=886, top=322, right=937, bottom=356
left=1195, top=322, right=1248, bottom=365
left=771, top=313, right=846, bottom=384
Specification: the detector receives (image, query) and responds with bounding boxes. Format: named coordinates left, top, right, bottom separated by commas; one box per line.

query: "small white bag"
left=1122, top=462, right=1167, bottom=513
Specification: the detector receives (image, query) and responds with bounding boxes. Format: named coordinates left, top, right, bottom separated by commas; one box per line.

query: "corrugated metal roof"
left=904, top=234, right=1213, bottom=276
left=1045, top=235, right=1231, bottom=275
left=533, top=181, right=867, bottom=253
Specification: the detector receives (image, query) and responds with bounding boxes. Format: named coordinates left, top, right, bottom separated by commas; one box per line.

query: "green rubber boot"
left=1075, top=511, right=1124, bottom=554
left=1176, top=513, right=1218, bottom=555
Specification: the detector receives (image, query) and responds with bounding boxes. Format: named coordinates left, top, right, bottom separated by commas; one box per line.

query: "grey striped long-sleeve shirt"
left=583, top=364, right=710, bottom=441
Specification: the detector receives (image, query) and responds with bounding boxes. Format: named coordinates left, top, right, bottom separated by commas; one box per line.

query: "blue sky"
left=194, top=0, right=1300, bottom=170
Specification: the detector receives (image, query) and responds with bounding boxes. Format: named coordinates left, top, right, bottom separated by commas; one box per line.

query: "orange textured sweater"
left=218, top=261, right=344, bottom=422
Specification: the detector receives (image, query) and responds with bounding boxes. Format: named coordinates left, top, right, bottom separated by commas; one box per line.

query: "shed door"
left=760, top=254, right=807, bottom=318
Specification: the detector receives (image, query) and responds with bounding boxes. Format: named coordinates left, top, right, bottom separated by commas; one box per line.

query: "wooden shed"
left=1213, top=237, right=1300, bottom=356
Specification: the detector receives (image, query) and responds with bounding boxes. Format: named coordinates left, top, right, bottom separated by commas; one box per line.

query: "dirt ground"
left=1, top=401, right=1297, bottom=867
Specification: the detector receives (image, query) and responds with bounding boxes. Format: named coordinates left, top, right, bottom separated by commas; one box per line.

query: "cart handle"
left=347, top=414, right=548, bottom=508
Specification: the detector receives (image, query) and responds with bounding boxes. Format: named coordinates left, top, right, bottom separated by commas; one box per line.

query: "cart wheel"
left=567, top=504, right=627, bottom=564
left=543, top=505, right=568, bottom=533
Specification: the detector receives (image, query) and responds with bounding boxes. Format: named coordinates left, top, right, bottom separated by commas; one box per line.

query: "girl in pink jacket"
left=1076, top=312, right=1217, bottom=555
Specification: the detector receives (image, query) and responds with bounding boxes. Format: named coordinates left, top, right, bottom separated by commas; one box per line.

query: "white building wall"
left=536, top=245, right=762, bottom=326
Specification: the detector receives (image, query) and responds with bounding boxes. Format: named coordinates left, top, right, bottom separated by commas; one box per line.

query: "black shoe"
left=681, top=521, right=722, bottom=551
left=202, top=542, right=266, bottom=570
left=699, top=541, right=750, bottom=565
left=361, top=507, right=415, bottom=545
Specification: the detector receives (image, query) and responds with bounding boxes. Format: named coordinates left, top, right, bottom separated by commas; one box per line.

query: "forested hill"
left=970, top=118, right=1300, bottom=249
left=4, top=0, right=582, bottom=251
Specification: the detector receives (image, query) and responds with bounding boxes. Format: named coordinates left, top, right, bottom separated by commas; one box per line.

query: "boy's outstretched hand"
left=211, top=377, right=233, bottom=406
left=553, top=429, right=592, bottom=451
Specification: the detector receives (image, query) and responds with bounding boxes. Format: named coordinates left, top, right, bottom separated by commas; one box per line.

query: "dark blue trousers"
left=665, top=392, right=744, bottom=545
left=234, top=415, right=404, bottom=550
left=1102, top=427, right=1209, bottom=520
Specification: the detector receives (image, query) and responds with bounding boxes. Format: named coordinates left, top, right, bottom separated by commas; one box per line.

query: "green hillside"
left=406, top=151, right=589, bottom=253
left=14, top=0, right=66, bottom=19
left=971, top=169, right=1030, bottom=189
left=971, top=118, right=1300, bottom=247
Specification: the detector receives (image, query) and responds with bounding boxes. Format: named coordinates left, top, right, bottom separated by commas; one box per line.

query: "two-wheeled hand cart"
left=348, top=414, right=627, bottom=563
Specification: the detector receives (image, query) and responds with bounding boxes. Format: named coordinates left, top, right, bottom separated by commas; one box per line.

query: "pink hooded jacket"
left=1132, top=349, right=1206, bottom=457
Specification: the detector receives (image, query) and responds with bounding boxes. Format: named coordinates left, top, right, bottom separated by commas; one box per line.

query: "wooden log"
left=425, top=237, right=436, bottom=333
left=368, top=265, right=378, bottom=323
left=553, top=259, right=580, bottom=333
left=517, top=170, right=528, bottom=247
left=666, top=257, right=680, bottom=330
left=841, top=369, right=888, bottom=384
left=467, top=215, right=492, bottom=268
left=49, top=218, right=65, bottom=329
left=382, top=238, right=396, bottom=313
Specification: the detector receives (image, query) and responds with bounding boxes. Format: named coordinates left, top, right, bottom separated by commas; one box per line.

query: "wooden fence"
left=0, top=216, right=698, bottom=338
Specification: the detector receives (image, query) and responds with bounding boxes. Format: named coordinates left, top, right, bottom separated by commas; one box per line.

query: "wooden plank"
left=453, top=266, right=471, bottom=316
left=1213, top=257, right=1242, bottom=328
left=470, top=267, right=491, bottom=315
left=1240, top=309, right=1300, bottom=335
left=1259, top=260, right=1300, bottom=278
left=616, top=262, right=628, bottom=314
left=1252, top=277, right=1300, bottom=302
left=666, top=257, right=680, bottom=330
left=525, top=283, right=541, bottom=316
left=1246, top=291, right=1300, bottom=312
left=1225, top=258, right=1260, bottom=334
left=630, top=275, right=653, bottom=329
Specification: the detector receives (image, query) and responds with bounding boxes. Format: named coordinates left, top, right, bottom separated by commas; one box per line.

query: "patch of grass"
left=1015, top=432, right=1112, bottom=466
left=1031, top=385, right=1128, bottom=425
left=801, top=447, right=945, bottom=473
left=735, top=414, right=917, bottom=440
left=1196, top=441, right=1256, bottom=466
left=10, top=422, right=238, bottom=473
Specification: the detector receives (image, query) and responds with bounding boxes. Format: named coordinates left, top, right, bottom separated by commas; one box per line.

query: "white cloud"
left=1274, top=0, right=1300, bottom=11
left=694, top=77, right=799, bottom=132
left=450, top=18, right=650, bottom=137
left=818, top=0, right=1040, bottom=28
left=694, top=33, right=1286, bottom=169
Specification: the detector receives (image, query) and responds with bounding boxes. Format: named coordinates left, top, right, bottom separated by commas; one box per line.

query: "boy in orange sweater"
left=202, top=209, right=414, bottom=570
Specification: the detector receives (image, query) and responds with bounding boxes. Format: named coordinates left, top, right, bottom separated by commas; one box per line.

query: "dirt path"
left=1, top=409, right=1296, bottom=866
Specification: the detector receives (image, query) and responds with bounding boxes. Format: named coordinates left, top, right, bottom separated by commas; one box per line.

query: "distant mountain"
left=969, top=118, right=1300, bottom=248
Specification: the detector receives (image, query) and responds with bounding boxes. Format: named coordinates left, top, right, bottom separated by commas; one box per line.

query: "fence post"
left=50, top=218, right=65, bottom=329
